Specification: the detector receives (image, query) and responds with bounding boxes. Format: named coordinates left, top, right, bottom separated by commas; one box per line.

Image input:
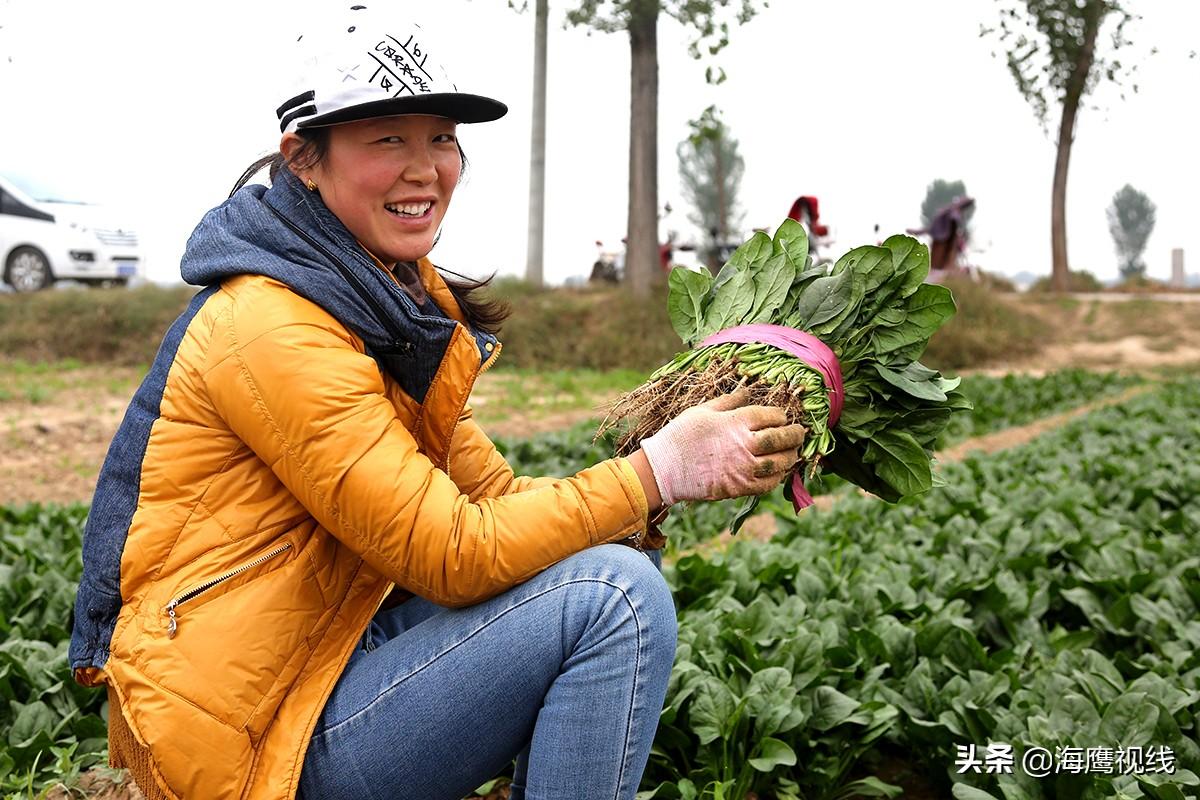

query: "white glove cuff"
left=637, top=436, right=677, bottom=508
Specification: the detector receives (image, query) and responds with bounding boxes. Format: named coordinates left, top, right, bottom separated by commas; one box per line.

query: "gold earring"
left=306, top=179, right=318, bottom=192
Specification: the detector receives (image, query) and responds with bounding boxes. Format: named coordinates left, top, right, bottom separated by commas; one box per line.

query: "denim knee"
left=570, top=544, right=678, bottom=645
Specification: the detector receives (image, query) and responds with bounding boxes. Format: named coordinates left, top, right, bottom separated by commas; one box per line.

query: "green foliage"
left=647, top=381, right=1200, bottom=798
left=0, top=285, right=193, bottom=367
left=1027, top=269, right=1105, bottom=293
left=1108, top=184, right=1158, bottom=281
left=937, top=368, right=1142, bottom=447
left=920, top=179, right=975, bottom=237
left=678, top=106, right=745, bottom=272
left=563, top=0, right=764, bottom=83
left=984, top=0, right=1137, bottom=128
left=0, top=505, right=108, bottom=797
left=1, top=376, right=1189, bottom=798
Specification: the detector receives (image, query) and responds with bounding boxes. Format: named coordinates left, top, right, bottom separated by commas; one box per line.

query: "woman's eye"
left=377, top=136, right=404, bottom=144
left=434, top=133, right=458, bottom=144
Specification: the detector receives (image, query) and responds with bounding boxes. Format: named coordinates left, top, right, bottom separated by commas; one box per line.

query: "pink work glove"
left=638, top=386, right=807, bottom=506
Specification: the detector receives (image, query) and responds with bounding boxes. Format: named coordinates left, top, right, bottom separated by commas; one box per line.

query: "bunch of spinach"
left=662, top=219, right=970, bottom=511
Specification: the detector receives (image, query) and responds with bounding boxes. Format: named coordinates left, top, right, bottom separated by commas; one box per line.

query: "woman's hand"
left=637, top=385, right=806, bottom=506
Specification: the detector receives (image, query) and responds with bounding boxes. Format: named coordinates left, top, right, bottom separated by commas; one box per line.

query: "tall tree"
left=677, top=105, right=744, bottom=275
left=920, top=179, right=975, bottom=239
left=526, top=0, right=549, bottom=287
left=986, top=0, right=1137, bottom=292
left=1107, top=184, right=1156, bottom=281
left=564, top=0, right=763, bottom=297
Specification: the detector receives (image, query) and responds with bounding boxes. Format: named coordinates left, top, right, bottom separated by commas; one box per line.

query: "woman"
left=69, top=6, right=805, bottom=799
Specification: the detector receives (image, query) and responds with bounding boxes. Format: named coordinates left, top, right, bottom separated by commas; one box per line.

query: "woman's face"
left=298, top=115, right=462, bottom=265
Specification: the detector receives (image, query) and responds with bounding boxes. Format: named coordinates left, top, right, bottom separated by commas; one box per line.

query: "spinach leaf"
left=747, top=252, right=797, bottom=325
left=772, top=218, right=810, bottom=269
left=872, top=284, right=956, bottom=355
left=726, top=230, right=774, bottom=273
left=667, top=267, right=715, bottom=347
left=700, top=269, right=756, bottom=338
left=787, top=269, right=853, bottom=330
left=863, top=429, right=933, bottom=496
left=874, top=363, right=949, bottom=402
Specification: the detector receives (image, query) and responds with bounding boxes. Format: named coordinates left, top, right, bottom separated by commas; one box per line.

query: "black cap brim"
left=297, top=93, right=508, bottom=128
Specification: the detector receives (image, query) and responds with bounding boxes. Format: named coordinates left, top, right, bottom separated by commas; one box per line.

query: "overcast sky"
left=1, top=0, right=1196, bottom=286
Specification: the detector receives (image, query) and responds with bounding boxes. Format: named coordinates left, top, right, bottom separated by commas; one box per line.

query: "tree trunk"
left=525, top=0, right=549, bottom=287
left=1050, top=5, right=1102, bottom=293
left=625, top=2, right=659, bottom=298
left=715, top=139, right=726, bottom=241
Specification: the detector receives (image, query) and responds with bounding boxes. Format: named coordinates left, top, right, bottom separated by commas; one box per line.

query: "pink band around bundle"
left=697, top=324, right=844, bottom=422
left=697, top=323, right=845, bottom=512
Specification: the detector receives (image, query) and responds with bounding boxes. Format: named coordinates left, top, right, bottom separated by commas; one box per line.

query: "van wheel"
left=4, top=246, right=53, bottom=292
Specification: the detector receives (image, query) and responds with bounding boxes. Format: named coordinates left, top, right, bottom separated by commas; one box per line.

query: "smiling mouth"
left=384, top=201, right=433, bottom=218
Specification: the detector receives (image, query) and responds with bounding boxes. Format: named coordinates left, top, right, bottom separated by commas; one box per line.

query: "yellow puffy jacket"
left=70, top=183, right=654, bottom=799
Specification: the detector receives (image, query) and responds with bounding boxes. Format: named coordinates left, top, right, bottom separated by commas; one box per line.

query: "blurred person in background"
left=787, top=194, right=831, bottom=258
left=909, top=195, right=975, bottom=275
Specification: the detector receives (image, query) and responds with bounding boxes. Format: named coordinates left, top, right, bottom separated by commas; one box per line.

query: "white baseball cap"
left=276, top=3, right=507, bottom=134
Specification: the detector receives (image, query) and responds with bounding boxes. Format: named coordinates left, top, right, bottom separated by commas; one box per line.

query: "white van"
left=0, top=172, right=143, bottom=292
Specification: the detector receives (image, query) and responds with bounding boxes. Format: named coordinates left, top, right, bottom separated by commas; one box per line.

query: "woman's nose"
left=402, top=148, right=438, bottom=184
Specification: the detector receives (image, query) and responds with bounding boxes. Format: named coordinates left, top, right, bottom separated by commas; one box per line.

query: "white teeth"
left=386, top=201, right=432, bottom=217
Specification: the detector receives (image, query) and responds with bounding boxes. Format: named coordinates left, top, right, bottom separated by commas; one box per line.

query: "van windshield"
left=1, top=172, right=93, bottom=204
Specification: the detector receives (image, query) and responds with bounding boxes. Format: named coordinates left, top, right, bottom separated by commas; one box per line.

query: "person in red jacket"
left=786, top=195, right=829, bottom=238
left=787, top=195, right=830, bottom=257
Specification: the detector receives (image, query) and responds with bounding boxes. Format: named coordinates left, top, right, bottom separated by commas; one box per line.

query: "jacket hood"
left=180, top=167, right=497, bottom=378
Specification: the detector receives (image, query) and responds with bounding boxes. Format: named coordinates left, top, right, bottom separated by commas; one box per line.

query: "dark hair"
left=230, top=128, right=511, bottom=336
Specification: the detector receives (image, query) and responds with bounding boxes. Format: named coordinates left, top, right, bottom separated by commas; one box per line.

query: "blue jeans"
left=298, top=544, right=677, bottom=800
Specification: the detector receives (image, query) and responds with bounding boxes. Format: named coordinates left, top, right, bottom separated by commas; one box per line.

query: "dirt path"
left=0, top=367, right=137, bottom=506
left=0, top=367, right=616, bottom=505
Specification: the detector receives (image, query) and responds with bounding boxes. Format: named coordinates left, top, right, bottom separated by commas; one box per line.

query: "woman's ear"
left=279, top=133, right=306, bottom=176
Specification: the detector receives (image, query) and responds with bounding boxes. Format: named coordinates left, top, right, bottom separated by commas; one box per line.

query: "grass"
left=1104, top=298, right=1182, bottom=338
left=0, top=285, right=194, bottom=366
left=470, top=367, right=646, bottom=428
left=21, top=383, right=54, bottom=405
left=7, top=275, right=1186, bottom=380
left=489, top=281, right=685, bottom=372
left=0, top=359, right=142, bottom=406
left=921, top=278, right=1045, bottom=371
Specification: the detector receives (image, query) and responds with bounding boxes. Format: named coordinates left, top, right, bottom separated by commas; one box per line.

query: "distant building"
left=1172, top=249, right=1185, bottom=289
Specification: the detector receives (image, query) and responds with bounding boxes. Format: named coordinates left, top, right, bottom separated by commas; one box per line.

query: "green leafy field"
left=0, top=505, right=106, bottom=797
left=0, top=371, right=1193, bottom=799
left=647, top=380, right=1200, bottom=799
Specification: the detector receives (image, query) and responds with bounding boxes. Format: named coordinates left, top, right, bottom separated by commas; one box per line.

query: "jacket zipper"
left=442, top=341, right=503, bottom=471
left=165, top=542, right=292, bottom=639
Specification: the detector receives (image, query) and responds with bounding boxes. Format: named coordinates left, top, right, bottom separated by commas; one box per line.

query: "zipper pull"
left=166, top=599, right=178, bottom=639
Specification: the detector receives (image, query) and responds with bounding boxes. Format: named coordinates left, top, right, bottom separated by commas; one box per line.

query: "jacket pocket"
left=165, top=541, right=293, bottom=639
left=137, top=535, right=326, bottom=733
